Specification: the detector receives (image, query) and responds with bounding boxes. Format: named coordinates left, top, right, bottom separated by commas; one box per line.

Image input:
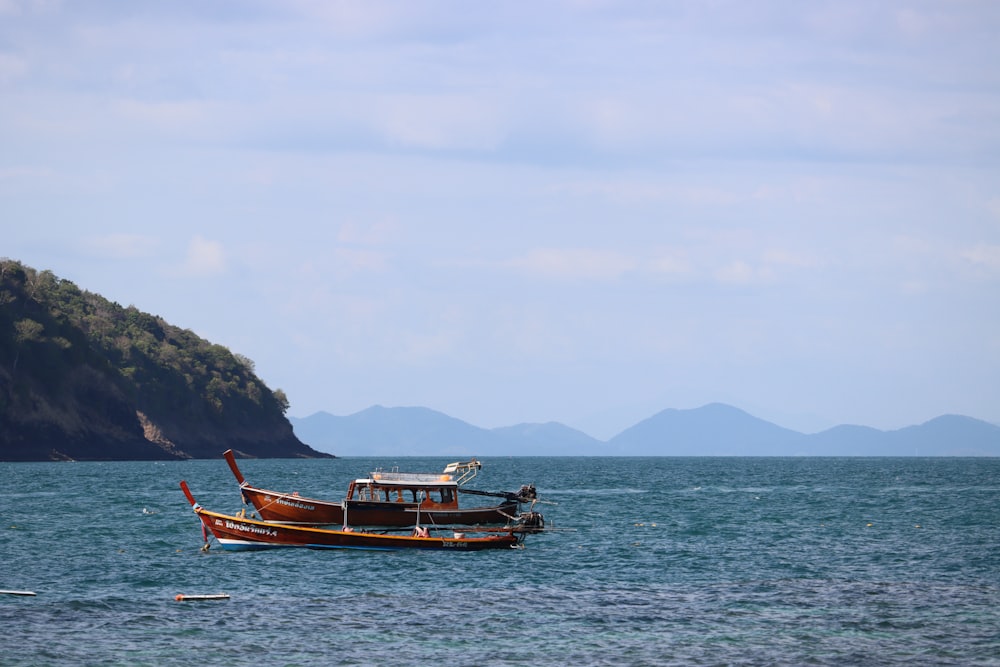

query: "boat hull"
left=195, top=506, right=520, bottom=551
left=239, top=486, right=345, bottom=524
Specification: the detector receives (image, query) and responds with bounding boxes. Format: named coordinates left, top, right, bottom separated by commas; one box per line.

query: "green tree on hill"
left=0, top=258, right=324, bottom=461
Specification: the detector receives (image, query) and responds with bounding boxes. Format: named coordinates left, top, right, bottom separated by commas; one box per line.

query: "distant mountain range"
left=290, top=403, right=1000, bottom=457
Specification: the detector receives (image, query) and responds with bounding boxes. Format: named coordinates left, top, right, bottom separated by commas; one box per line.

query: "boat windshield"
left=349, top=484, right=456, bottom=504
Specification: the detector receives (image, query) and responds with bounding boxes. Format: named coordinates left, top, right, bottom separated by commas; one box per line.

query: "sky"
left=3, top=1, right=999, bottom=439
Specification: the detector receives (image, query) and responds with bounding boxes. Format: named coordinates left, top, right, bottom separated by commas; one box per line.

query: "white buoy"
left=0, top=590, right=36, bottom=597
left=175, top=593, right=230, bottom=601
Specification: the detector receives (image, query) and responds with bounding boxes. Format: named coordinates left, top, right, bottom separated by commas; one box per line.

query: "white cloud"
left=82, top=233, right=159, bottom=259
left=0, top=165, right=55, bottom=193
left=112, top=99, right=216, bottom=134
left=761, top=248, right=822, bottom=270
left=182, top=235, right=226, bottom=275
left=284, top=1, right=415, bottom=38
left=0, top=53, right=26, bottom=81
left=505, top=248, right=637, bottom=281
left=647, top=253, right=693, bottom=278
left=494, top=244, right=818, bottom=286
left=987, top=198, right=1000, bottom=221
left=370, top=93, right=506, bottom=151
left=331, top=247, right=389, bottom=275
left=336, top=218, right=399, bottom=246
left=0, top=0, right=57, bottom=17
left=962, top=243, right=1000, bottom=273
left=714, top=260, right=774, bottom=286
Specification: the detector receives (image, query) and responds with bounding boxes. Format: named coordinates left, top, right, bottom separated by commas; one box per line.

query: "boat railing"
left=370, top=459, right=481, bottom=486
left=443, top=458, right=481, bottom=485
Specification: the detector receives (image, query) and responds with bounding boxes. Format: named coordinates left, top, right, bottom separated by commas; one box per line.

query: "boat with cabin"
left=180, top=481, right=523, bottom=552
left=222, top=450, right=542, bottom=529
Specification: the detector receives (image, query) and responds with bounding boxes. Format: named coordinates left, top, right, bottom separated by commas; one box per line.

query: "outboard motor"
left=517, top=510, right=545, bottom=532
left=516, top=484, right=537, bottom=501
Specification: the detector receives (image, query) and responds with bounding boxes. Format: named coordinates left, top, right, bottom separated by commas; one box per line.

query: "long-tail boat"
left=223, top=449, right=541, bottom=529
left=180, top=481, right=522, bottom=552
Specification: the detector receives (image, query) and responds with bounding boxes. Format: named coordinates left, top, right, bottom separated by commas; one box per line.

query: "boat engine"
left=517, top=510, right=545, bottom=532
left=515, top=484, right=537, bottom=502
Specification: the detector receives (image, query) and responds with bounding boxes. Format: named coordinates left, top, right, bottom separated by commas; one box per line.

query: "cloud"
left=504, top=248, right=637, bottom=281
left=714, top=260, right=774, bottom=286
left=336, top=218, right=399, bottom=246
left=82, top=233, right=159, bottom=259
left=111, top=98, right=217, bottom=137
left=549, top=178, right=734, bottom=205
left=962, top=243, right=1000, bottom=274
left=0, top=0, right=35, bottom=17
left=0, top=165, right=56, bottom=193
left=647, top=253, right=694, bottom=278
left=988, top=198, right=1000, bottom=221
left=709, top=248, right=823, bottom=286
left=284, top=1, right=420, bottom=38
left=369, top=93, right=506, bottom=151
left=761, top=248, right=822, bottom=270
left=182, top=235, right=226, bottom=275
left=494, top=244, right=819, bottom=286
left=0, top=53, right=26, bottom=82
left=330, top=247, right=389, bottom=276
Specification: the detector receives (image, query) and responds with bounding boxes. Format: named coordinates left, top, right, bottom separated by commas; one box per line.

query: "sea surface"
left=2, top=456, right=999, bottom=666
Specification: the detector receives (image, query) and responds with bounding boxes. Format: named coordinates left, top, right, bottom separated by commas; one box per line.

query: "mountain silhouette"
left=608, top=403, right=803, bottom=455
left=290, top=403, right=1000, bottom=457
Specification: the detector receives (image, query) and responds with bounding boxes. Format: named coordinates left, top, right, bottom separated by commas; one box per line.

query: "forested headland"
left=0, top=259, right=329, bottom=461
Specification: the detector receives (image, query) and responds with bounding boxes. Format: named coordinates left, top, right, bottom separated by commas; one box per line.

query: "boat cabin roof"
left=356, top=471, right=458, bottom=488
left=354, top=459, right=482, bottom=488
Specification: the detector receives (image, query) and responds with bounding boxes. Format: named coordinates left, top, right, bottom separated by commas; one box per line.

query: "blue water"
left=2, top=457, right=999, bottom=666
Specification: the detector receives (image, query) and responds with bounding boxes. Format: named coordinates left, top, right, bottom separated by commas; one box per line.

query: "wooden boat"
left=223, top=449, right=539, bottom=528
left=180, top=481, right=522, bottom=552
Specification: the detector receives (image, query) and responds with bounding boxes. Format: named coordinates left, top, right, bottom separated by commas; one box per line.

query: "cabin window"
left=441, top=489, right=454, bottom=504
